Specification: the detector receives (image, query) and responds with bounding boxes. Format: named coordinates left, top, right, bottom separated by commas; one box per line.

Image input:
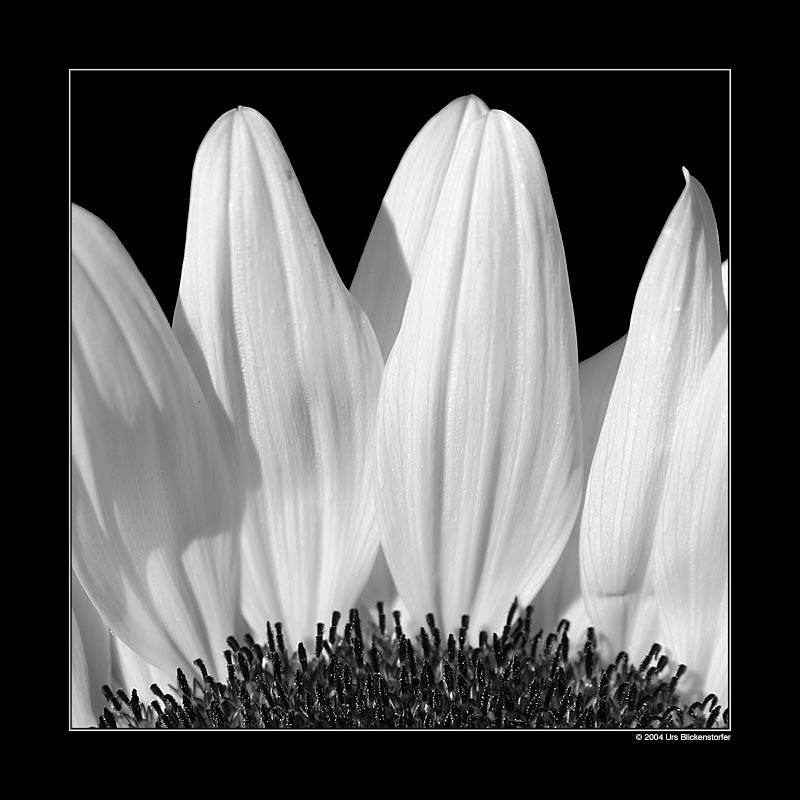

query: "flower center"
left=97, top=601, right=727, bottom=729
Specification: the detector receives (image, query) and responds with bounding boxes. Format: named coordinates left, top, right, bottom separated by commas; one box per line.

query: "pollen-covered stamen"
left=351, top=608, right=364, bottom=646
left=457, top=649, right=467, bottom=678
left=406, top=639, right=418, bottom=678
left=421, top=659, right=435, bottom=693
left=493, top=633, right=503, bottom=667
left=175, top=668, right=191, bottom=698
left=584, top=639, right=595, bottom=680
left=442, top=660, right=455, bottom=694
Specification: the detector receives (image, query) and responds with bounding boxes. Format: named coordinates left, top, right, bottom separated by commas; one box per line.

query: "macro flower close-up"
left=70, top=71, right=730, bottom=730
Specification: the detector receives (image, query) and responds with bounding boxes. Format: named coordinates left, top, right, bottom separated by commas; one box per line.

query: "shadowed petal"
left=532, top=336, right=627, bottom=646
left=654, top=330, right=728, bottom=704
left=71, top=205, right=242, bottom=679
left=173, top=108, right=384, bottom=645
left=71, top=571, right=111, bottom=727
left=580, top=170, right=727, bottom=661
left=351, top=95, right=489, bottom=359
left=376, top=111, right=583, bottom=635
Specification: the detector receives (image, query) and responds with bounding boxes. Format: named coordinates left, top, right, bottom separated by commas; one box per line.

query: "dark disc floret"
left=94, top=599, right=729, bottom=729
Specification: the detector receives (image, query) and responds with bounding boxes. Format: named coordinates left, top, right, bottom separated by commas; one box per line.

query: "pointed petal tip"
left=682, top=165, right=691, bottom=184
left=463, top=94, right=489, bottom=113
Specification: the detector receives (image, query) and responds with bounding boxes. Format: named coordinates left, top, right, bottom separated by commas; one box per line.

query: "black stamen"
left=352, top=608, right=363, bottom=645
left=101, top=685, right=121, bottom=711
left=97, top=602, right=727, bottom=729
left=377, top=602, right=386, bottom=636
left=419, top=627, right=431, bottom=659
left=443, top=660, right=455, bottom=693
left=193, top=659, right=209, bottom=680
left=447, top=633, right=457, bottom=662
left=393, top=610, right=403, bottom=639
left=176, top=668, right=191, bottom=697
left=370, top=642, right=380, bottom=672
left=129, top=689, right=142, bottom=721
left=639, top=643, right=661, bottom=672
left=506, top=599, right=519, bottom=628
left=493, top=633, right=503, bottom=666
left=315, top=623, right=324, bottom=658
left=425, top=613, right=436, bottom=635
left=271, top=651, right=283, bottom=682
left=298, top=642, right=308, bottom=672
left=275, top=622, right=285, bottom=654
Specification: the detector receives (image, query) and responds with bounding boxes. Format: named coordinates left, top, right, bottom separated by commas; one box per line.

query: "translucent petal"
left=351, top=95, right=489, bottom=359
left=580, top=171, right=727, bottom=661
left=532, top=336, right=626, bottom=645
left=71, top=205, right=242, bottom=679
left=376, top=111, right=583, bottom=636
left=71, top=571, right=111, bottom=727
left=173, top=108, right=383, bottom=644
left=654, top=330, right=728, bottom=705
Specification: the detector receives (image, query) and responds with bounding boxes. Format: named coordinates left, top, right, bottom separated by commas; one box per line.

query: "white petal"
left=532, top=336, right=627, bottom=644
left=350, top=96, right=489, bottom=359
left=71, top=205, right=241, bottom=679
left=654, top=330, right=728, bottom=705
left=173, top=108, right=384, bottom=644
left=110, top=635, right=176, bottom=704
left=580, top=170, right=727, bottom=661
left=71, top=571, right=111, bottom=727
left=721, top=258, right=728, bottom=312
left=376, top=111, right=583, bottom=636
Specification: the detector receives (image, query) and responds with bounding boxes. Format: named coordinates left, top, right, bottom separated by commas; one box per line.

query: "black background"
left=70, top=70, right=729, bottom=362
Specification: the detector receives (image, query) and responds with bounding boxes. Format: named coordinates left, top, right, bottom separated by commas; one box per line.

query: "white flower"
left=72, top=96, right=728, bottom=726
